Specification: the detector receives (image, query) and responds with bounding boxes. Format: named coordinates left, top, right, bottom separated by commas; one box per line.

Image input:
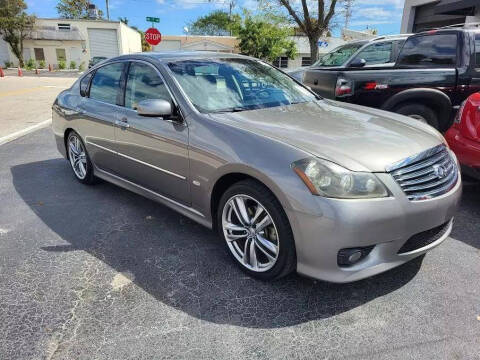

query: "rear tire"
left=66, top=131, right=97, bottom=185
left=395, top=103, right=439, bottom=129
left=217, top=179, right=296, bottom=281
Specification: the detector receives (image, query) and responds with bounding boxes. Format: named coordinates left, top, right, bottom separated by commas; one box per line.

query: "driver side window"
left=125, top=62, right=171, bottom=110
left=352, top=42, right=393, bottom=66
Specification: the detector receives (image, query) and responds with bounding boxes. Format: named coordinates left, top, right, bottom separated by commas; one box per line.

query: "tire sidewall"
left=67, top=131, right=95, bottom=184
left=395, top=103, right=439, bottom=129
left=217, top=181, right=295, bottom=281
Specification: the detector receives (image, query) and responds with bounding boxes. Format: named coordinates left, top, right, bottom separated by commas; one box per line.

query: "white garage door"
left=87, top=28, right=119, bottom=59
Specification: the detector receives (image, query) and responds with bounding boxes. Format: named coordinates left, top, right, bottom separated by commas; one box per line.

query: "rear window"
left=397, top=34, right=458, bottom=67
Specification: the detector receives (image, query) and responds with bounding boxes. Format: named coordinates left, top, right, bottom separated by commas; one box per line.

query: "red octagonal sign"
left=145, top=28, right=162, bottom=46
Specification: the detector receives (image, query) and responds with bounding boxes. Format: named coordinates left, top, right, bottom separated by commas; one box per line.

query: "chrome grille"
left=386, top=145, right=458, bottom=201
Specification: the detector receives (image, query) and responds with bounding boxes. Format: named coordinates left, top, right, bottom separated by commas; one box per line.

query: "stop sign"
left=145, top=28, right=162, bottom=46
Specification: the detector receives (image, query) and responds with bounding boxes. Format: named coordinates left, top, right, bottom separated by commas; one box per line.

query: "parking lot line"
left=0, top=118, right=52, bottom=146
left=0, top=86, right=50, bottom=98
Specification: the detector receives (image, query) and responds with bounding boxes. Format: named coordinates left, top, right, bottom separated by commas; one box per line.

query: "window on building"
left=34, top=48, right=45, bottom=61
left=475, top=34, right=480, bottom=67
left=397, top=34, right=458, bottom=67
left=58, top=23, right=71, bottom=31
left=89, top=62, right=125, bottom=105
left=125, top=62, right=171, bottom=110
left=351, top=41, right=394, bottom=66
left=56, top=48, right=66, bottom=62
left=301, top=57, right=311, bottom=67
left=273, top=57, right=288, bottom=68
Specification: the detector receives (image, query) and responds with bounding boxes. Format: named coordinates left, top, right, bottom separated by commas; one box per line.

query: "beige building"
left=0, top=18, right=141, bottom=68
left=401, top=0, right=480, bottom=33
left=153, top=34, right=346, bottom=70
left=153, top=35, right=238, bottom=53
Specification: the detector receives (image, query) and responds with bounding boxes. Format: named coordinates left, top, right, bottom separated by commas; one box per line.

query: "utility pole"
left=106, top=0, right=110, bottom=20
left=343, top=0, right=353, bottom=30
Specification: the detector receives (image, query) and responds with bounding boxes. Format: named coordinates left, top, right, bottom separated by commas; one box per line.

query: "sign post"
left=145, top=27, right=162, bottom=46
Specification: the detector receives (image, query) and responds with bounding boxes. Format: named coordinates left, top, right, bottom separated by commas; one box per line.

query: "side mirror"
left=137, top=99, right=173, bottom=118
left=349, top=58, right=366, bottom=68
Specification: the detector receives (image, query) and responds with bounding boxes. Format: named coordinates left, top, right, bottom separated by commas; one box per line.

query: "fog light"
left=337, top=246, right=374, bottom=267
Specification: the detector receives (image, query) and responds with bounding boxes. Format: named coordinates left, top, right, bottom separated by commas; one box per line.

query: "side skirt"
left=94, top=167, right=213, bottom=229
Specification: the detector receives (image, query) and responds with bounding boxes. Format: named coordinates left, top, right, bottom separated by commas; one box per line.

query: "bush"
left=58, top=60, right=66, bottom=70
left=38, top=60, right=46, bottom=69
left=25, top=58, right=35, bottom=70
left=4, top=61, right=12, bottom=68
left=78, top=61, right=85, bottom=71
left=69, top=60, right=76, bottom=69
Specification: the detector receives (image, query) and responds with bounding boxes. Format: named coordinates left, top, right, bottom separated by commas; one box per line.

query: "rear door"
left=112, top=61, right=191, bottom=205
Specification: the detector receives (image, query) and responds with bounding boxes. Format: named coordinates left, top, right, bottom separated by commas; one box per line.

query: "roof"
left=112, top=51, right=250, bottom=63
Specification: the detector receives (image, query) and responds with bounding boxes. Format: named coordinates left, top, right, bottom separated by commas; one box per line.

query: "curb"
left=0, top=118, right=52, bottom=146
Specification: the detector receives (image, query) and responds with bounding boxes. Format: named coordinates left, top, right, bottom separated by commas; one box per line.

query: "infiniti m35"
left=52, top=52, right=461, bottom=282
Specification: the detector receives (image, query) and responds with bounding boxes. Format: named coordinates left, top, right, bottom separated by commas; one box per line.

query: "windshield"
left=167, top=58, right=317, bottom=113
left=313, top=43, right=365, bottom=67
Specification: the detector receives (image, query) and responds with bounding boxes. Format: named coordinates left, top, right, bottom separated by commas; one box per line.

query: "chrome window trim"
left=86, top=141, right=186, bottom=180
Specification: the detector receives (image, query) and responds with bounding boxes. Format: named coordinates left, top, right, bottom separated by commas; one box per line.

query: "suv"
left=303, top=25, right=480, bottom=131
left=288, top=35, right=409, bottom=82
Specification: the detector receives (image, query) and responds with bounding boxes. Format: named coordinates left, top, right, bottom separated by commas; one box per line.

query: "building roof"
left=27, top=26, right=85, bottom=41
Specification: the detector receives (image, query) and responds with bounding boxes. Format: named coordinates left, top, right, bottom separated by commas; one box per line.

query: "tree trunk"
left=308, top=36, right=320, bottom=63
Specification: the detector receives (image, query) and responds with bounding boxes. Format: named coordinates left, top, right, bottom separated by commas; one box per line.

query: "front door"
left=78, top=62, right=126, bottom=173
left=113, top=61, right=190, bottom=205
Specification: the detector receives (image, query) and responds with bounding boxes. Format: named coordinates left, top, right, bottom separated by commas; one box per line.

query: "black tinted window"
left=397, top=34, right=458, bottom=67
left=89, top=62, right=124, bottom=105
left=475, top=34, right=480, bottom=66
left=79, top=72, right=93, bottom=96
left=125, top=63, right=171, bottom=109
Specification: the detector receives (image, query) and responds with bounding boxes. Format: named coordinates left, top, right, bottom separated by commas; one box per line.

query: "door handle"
left=115, top=117, right=130, bottom=128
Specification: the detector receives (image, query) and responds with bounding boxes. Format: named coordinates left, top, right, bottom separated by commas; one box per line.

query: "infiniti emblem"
left=433, top=164, right=447, bottom=179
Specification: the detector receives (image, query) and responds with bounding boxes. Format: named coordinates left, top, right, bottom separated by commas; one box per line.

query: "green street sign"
left=146, top=17, right=160, bottom=23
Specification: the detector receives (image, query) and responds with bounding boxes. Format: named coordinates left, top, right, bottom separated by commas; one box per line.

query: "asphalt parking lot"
left=0, top=127, right=479, bottom=360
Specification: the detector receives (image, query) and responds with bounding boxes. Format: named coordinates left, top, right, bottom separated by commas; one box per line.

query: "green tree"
left=0, top=0, right=35, bottom=67
left=270, top=0, right=338, bottom=61
left=235, top=14, right=297, bottom=62
left=56, top=0, right=103, bottom=19
left=119, top=16, right=128, bottom=25
left=188, top=10, right=241, bottom=36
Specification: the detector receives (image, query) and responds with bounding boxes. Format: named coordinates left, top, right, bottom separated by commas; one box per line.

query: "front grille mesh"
left=397, top=221, right=451, bottom=254
left=386, top=145, right=458, bottom=201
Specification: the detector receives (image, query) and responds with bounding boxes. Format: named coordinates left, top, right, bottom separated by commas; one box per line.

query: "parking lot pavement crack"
left=45, top=257, right=100, bottom=360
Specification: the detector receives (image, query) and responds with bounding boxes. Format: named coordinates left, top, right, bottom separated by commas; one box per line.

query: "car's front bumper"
left=288, top=171, right=462, bottom=283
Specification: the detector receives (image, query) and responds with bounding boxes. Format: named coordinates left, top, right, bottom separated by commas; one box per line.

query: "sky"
left=25, top=0, right=405, bottom=37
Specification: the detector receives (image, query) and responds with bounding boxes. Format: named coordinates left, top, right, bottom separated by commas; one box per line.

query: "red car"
left=445, top=92, right=480, bottom=180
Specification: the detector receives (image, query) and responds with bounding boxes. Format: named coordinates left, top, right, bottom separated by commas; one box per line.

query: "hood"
left=209, top=100, right=444, bottom=172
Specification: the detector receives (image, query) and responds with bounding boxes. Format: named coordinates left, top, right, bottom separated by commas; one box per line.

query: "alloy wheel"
left=221, top=194, right=279, bottom=272
left=68, top=134, right=87, bottom=180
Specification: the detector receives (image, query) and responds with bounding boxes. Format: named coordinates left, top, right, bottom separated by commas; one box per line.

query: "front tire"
left=217, top=180, right=296, bottom=281
left=66, top=131, right=96, bottom=185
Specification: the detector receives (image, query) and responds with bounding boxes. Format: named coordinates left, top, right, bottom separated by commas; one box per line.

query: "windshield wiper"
left=210, top=106, right=250, bottom=114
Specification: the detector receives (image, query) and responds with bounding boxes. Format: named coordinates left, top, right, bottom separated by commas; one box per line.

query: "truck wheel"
left=394, top=104, right=439, bottom=129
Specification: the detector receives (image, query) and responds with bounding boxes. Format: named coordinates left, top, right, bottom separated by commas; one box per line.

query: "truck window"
left=351, top=42, right=393, bottom=66
left=313, top=43, right=364, bottom=67
left=397, top=34, right=458, bottom=67
left=475, top=34, right=480, bottom=67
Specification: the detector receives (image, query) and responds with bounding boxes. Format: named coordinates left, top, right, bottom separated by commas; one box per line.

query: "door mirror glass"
left=137, top=99, right=173, bottom=117
left=349, top=58, right=366, bottom=68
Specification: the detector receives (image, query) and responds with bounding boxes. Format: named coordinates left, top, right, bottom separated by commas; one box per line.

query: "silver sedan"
left=52, top=52, right=461, bottom=282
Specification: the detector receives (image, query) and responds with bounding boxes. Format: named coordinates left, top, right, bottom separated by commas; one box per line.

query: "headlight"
left=292, top=158, right=388, bottom=199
